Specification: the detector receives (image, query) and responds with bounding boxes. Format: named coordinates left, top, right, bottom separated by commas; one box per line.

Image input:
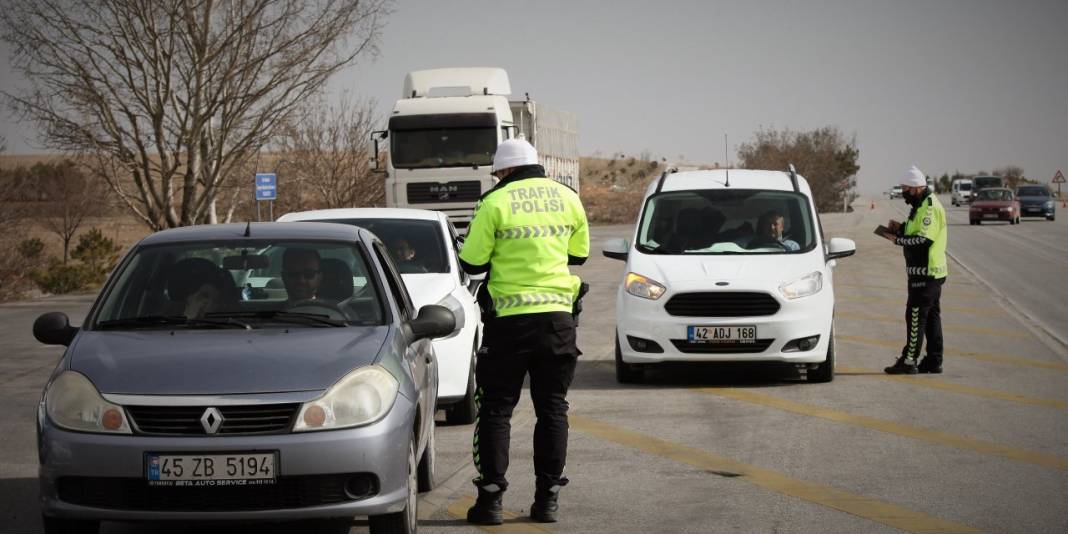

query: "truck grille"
left=126, top=404, right=300, bottom=436
left=664, top=292, right=781, bottom=317
left=406, top=181, right=482, bottom=204
left=56, top=474, right=377, bottom=511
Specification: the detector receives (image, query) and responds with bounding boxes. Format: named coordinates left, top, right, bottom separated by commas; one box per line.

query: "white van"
left=601, top=168, right=856, bottom=383
left=952, top=179, right=973, bottom=206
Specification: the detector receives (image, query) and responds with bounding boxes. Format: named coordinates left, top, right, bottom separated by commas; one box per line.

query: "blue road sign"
left=255, top=173, right=277, bottom=201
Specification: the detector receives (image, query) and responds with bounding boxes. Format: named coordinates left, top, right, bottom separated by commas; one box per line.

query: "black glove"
left=572, top=281, right=590, bottom=323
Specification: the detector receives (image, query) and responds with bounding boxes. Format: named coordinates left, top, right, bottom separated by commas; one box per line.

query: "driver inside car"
left=281, top=247, right=322, bottom=303
left=749, top=210, right=800, bottom=251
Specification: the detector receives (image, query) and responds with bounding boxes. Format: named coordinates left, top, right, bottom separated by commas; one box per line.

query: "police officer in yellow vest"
left=460, top=139, right=589, bottom=525
left=882, top=165, right=948, bottom=374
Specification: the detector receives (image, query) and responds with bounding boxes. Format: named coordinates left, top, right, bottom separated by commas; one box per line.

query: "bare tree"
left=992, top=165, right=1026, bottom=188
left=33, top=160, right=105, bottom=263
left=1, top=0, right=390, bottom=230
left=275, top=96, right=383, bottom=210
left=0, top=135, right=6, bottom=154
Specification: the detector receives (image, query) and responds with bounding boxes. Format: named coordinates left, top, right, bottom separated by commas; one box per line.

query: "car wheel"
left=1048, top=215, right=1056, bottom=221
left=42, top=516, right=99, bottom=534
left=974, top=219, right=981, bottom=225
left=615, top=334, right=645, bottom=384
left=369, top=434, right=418, bottom=534
left=417, top=418, right=435, bottom=492
left=807, top=328, right=835, bottom=383
left=445, top=343, right=477, bottom=425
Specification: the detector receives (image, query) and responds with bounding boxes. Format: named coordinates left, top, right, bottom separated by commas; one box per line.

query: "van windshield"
left=636, top=189, right=816, bottom=255
left=958, top=183, right=972, bottom=191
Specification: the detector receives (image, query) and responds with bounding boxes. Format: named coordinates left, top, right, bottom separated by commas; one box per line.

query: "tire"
left=614, top=334, right=645, bottom=384
left=974, top=220, right=981, bottom=225
left=1048, top=215, right=1056, bottom=221
left=369, top=435, right=418, bottom=534
left=417, top=418, right=435, bottom=492
left=445, top=345, right=477, bottom=425
left=807, top=328, right=835, bottom=383
left=42, top=516, right=99, bottom=534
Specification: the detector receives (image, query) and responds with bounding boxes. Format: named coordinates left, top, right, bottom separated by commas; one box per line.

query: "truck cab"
left=374, top=68, right=578, bottom=232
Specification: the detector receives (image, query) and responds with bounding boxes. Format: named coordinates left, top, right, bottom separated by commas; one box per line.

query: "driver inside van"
left=750, top=210, right=800, bottom=251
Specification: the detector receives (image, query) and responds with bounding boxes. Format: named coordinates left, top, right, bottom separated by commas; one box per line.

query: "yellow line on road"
left=843, top=313, right=1029, bottom=339
left=837, top=366, right=1068, bottom=411
left=838, top=334, right=1068, bottom=372
left=446, top=495, right=553, bottom=533
left=700, top=388, right=1068, bottom=471
left=570, top=415, right=983, bottom=534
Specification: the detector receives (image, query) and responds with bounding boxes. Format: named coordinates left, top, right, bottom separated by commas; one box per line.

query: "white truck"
left=372, top=68, right=580, bottom=231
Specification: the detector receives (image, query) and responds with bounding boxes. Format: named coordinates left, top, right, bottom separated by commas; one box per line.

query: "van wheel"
left=1048, top=215, right=1056, bottom=221
left=615, top=335, right=645, bottom=384
left=446, top=345, right=477, bottom=425
left=369, top=435, right=418, bottom=534
left=42, top=516, right=99, bottom=534
left=417, top=419, right=435, bottom=492
left=807, top=328, right=835, bottom=383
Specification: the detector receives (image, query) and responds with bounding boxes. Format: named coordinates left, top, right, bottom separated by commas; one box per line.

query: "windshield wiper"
left=204, top=310, right=346, bottom=327
left=98, top=315, right=252, bottom=330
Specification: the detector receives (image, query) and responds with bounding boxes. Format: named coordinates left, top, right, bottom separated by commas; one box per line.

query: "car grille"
left=126, top=404, right=300, bottom=436
left=664, top=292, right=781, bottom=317
left=671, top=339, right=775, bottom=354
left=406, top=181, right=482, bottom=204
left=56, top=474, right=377, bottom=511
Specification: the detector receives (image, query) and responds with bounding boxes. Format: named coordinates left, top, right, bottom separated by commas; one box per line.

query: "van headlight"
left=779, top=271, right=823, bottom=300
left=45, top=371, right=131, bottom=434
left=294, top=366, right=399, bottom=432
left=625, top=272, right=666, bottom=300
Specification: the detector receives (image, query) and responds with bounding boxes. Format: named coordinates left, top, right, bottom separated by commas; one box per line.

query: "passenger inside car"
left=390, top=238, right=430, bottom=273
left=166, top=257, right=239, bottom=317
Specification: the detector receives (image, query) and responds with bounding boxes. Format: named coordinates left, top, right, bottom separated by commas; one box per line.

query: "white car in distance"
left=279, top=208, right=482, bottom=423
left=602, top=168, right=856, bottom=383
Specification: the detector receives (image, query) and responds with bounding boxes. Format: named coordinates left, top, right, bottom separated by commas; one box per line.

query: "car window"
left=976, top=190, right=1011, bottom=201
left=1017, top=187, right=1048, bottom=197
left=314, top=218, right=449, bottom=275
left=636, top=189, right=816, bottom=255
left=93, top=240, right=385, bottom=328
left=373, top=242, right=416, bottom=321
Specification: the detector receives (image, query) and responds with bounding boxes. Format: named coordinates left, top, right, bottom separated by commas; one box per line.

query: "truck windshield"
left=973, top=177, right=1003, bottom=190
left=635, top=189, right=816, bottom=255
left=391, top=128, right=497, bottom=169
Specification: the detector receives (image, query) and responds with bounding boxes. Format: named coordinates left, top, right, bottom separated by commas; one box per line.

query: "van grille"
left=664, top=292, right=781, bottom=317
left=671, top=339, right=775, bottom=354
left=406, top=181, right=482, bottom=204
left=126, top=404, right=300, bottom=436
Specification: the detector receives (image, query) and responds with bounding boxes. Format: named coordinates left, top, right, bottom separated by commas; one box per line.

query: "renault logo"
left=200, top=407, right=224, bottom=434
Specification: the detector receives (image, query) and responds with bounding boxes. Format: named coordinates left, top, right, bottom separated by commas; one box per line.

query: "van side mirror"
left=409, top=305, right=456, bottom=341
left=602, top=238, right=630, bottom=261
left=826, top=238, right=856, bottom=261
left=33, top=312, right=78, bottom=346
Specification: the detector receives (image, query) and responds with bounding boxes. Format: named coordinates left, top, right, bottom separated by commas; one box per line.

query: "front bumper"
left=38, top=395, right=415, bottom=521
left=1020, top=205, right=1054, bottom=217
left=616, top=284, right=834, bottom=365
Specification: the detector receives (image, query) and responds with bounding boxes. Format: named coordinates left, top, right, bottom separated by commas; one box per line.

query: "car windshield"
left=315, top=218, right=448, bottom=274
left=1017, top=187, right=1048, bottom=197
left=391, top=128, right=497, bottom=169
left=976, top=189, right=1012, bottom=201
left=636, top=189, right=816, bottom=255
left=93, top=240, right=385, bottom=328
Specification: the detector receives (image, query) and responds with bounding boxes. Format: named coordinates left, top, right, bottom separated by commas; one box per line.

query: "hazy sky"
left=2, top=0, right=1067, bottom=193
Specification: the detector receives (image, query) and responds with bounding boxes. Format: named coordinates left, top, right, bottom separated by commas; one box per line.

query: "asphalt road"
left=1, top=199, right=1066, bottom=533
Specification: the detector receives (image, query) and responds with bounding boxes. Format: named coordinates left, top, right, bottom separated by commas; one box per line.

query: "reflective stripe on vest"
left=495, top=224, right=575, bottom=240
left=494, top=292, right=573, bottom=310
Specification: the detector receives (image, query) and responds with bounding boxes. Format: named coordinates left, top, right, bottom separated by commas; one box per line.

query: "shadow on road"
left=570, top=359, right=807, bottom=390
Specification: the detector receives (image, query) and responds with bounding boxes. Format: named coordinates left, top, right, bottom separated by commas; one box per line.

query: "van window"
left=636, top=189, right=816, bottom=255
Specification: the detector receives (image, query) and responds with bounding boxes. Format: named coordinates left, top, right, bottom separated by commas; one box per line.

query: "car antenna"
left=724, top=134, right=731, bottom=188
left=243, top=220, right=251, bottom=237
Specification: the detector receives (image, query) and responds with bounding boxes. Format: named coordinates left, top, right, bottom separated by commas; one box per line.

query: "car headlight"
left=293, top=365, right=399, bottom=432
left=1046, top=201, right=1055, bottom=208
left=625, top=272, right=666, bottom=300
left=779, top=271, right=823, bottom=300
left=45, top=371, right=131, bottom=434
left=1000, top=207, right=1012, bottom=211
left=435, top=293, right=465, bottom=335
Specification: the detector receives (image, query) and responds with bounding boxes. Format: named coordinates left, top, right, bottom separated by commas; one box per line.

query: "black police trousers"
left=472, top=311, right=578, bottom=492
left=900, top=277, right=945, bottom=363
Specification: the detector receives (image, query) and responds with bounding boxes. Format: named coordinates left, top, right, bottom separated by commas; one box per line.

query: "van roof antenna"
left=724, top=134, right=731, bottom=188
left=243, top=220, right=251, bottom=237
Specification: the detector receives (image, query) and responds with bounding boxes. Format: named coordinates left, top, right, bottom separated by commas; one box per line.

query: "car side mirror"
left=33, top=312, right=78, bottom=346
left=410, top=305, right=456, bottom=341
left=826, top=238, right=856, bottom=261
left=601, top=238, right=630, bottom=261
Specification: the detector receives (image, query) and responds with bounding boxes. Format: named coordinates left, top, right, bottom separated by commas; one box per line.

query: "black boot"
left=466, top=486, right=503, bottom=525
left=530, top=487, right=561, bottom=523
left=917, top=355, right=942, bottom=374
left=884, top=356, right=918, bottom=375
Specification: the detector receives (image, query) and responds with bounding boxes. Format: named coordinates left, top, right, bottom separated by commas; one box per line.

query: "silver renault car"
left=32, top=222, right=454, bottom=534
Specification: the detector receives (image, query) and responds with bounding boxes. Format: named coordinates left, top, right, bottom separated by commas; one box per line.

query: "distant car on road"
left=1015, top=185, right=1056, bottom=221
left=972, top=175, right=1004, bottom=194
left=602, top=168, right=856, bottom=384
left=278, top=208, right=482, bottom=424
left=970, top=188, right=1020, bottom=225
left=951, top=179, right=973, bottom=206
left=889, top=185, right=903, bottom=199
left=32, top=222, right=455, bottom=534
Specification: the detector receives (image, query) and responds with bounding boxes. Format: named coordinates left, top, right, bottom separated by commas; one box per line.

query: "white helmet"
left=901, top=165, right=926, bottom=187
left=492, top=139, right=539, bottom=172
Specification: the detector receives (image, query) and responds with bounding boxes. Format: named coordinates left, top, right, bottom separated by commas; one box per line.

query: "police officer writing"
left=879, top=165, right=948, bottom=374
left=458, top=139, right=590, bottom=525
